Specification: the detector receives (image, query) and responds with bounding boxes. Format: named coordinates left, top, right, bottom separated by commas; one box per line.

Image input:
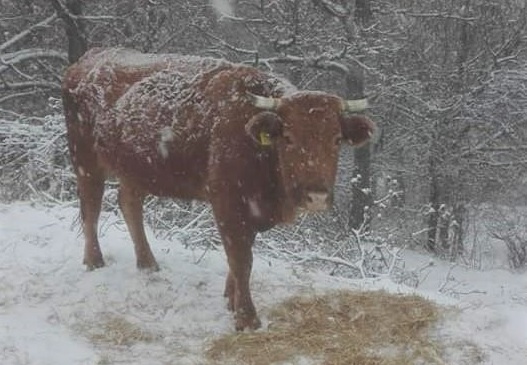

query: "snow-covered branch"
left=0, top=90, right=44, bottom=104
left=0, top=81, right=61, bottom=91
left=0, top=49, right=68, bottom=74
left=391, top=10, right=478, bottom=22
left=0, top=14, right=58, bottom=53
left=312, top=0, right=349, bottom=18
left=258, top=55, right=351, bottom=75
left=192, top=25, right=258, bottom=56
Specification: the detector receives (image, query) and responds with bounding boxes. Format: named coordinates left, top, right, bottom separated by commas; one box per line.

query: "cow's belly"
left=96, top=129, right=209, bottom=199
left=100, top=151, right=208, bottom=199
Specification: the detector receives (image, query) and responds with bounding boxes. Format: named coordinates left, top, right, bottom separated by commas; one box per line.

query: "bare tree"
left=49, top=0, right=87, bottom=64
left=0, top=0, right=66, bottom=114
left=370, top=0, right=527, bottom=258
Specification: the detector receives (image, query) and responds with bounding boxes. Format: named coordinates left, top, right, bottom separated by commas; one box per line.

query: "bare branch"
left=192, top=22, right=371, bottom=78
left=0, top=90, right=46, bottom=104
left=474, top=146, right=527, bottom=153
left=0, top=49, right=68, bottom=74
left=257, top=55, right=350, bottom=75
left=312, top=0, right=349, bottom=18
left=205, top=12, right=272, bottom=25
left=0, top=81, right=61, bottom=91
left=75, top=15, right=123, bottom=21
left=391, top=10, right=478, bottom=22
left=192, top=24, right=258, bottom=56
left=0, top=14, right=58, bottom=53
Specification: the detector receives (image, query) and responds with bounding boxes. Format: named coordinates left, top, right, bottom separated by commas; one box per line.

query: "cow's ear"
left=245, top=111, right=283, bottom=146
left=340, top=115, right=375, bottom=147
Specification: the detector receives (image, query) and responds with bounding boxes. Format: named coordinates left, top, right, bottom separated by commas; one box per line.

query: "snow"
left=210, top=0, right=234, bottom=17
left=84, top=48, right=181, bottom=70
left=248, top=198, right=262, bottom=218
left=1, top=201, right=526, bottom=364
left=401, top=250, right=527, bottom=364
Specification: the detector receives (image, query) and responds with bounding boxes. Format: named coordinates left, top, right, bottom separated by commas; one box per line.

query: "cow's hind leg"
left=78, top=171, right=105, bottom=270
left=118, top=181, right=159, bottom=271
left=63, top=92, right=106, bottom=269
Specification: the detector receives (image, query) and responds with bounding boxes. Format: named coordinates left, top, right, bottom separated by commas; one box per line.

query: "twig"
left=438, top=263, right=456, bottom=293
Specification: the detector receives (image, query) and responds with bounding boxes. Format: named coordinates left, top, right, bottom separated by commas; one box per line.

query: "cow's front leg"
left=224, top=271, right=235, bottom=312
left=220, top=228, right=261, bottom=331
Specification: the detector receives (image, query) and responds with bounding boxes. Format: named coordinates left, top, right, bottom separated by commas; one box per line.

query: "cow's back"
left=63, top=48, right=228, bottom=198
left=63, top=49, right=242, bottom=198
left=62, top=48, right=188, bottom=119
left=62, top=48, right=295, bottom=199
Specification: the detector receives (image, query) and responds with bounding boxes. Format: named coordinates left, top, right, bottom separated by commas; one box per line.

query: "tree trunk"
left=355, top=0, right=373, bottom=26
left=427, top=128, right=439, bottom=252
left=346, top=1, right=373, bottom=230
left=450, top=202, right=465, bottom=260
left=49, top=0, right=87, bottom=64
left=345, top=70, right=372, bottom=230
left=350, top=142, right=372, bottom=230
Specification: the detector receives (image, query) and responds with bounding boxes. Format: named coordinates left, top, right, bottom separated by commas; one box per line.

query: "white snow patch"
left=157, top=142, right=169, bottom=158
left=160, top=126, right=175, bottom=143
left=157, top=126, right=175, bottom=159
left=211, top=0, right=234, bottom=17
left=248, top=199, right=262, bottom=218
left=0, top=202, right=526, bottom=364
left=0, top=306, right=95, bottom=365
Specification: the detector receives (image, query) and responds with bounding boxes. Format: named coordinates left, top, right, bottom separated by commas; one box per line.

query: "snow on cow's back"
left=68, top=48, right=297, bottom=124
left=66, top=49, right=221, bottom=115
left=79, top=48, right=242, bottom=87
left=93, top=53, right=296, bottom=155
left=97, top=48, right=177, bottom=68
left=78, top=47, right=182, bottom=73
left=93, top=57, right=231, bottom=157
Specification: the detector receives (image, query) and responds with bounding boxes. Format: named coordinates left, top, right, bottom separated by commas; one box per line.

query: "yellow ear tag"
left=259, top=132, right=272, bottom=146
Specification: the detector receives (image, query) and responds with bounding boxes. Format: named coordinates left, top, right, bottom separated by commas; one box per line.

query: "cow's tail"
left=62, top=87, right=82, bottom=168
left=61, top=80, right=103, bottom=179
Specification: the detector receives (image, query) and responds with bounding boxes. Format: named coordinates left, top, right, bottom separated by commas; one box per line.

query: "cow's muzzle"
left=305, top=190, right=332, bottom=212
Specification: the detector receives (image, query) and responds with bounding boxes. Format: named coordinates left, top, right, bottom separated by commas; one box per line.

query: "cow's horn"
left=247, top=92, right=281, bottom=110
left=341, top=98, right=369, bottom=112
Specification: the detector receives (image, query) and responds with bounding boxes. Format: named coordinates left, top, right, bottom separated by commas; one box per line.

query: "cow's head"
left=245, top=92, right=374, bottom=212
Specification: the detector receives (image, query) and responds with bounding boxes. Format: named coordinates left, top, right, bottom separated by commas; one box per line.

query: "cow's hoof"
left=235, top=312, right=261, bottom=331
left=137, top=260, right=160, bottom=272
left=84, top=257, right=105, bottom=271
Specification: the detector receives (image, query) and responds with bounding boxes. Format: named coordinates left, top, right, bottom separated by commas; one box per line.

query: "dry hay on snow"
left=75, top=313, right=159, bottom=347
left=207, top=290, right=444, bottom=365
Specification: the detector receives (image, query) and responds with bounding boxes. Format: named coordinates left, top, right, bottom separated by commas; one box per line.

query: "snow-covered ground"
left=0, top=202, right=526, bottom=364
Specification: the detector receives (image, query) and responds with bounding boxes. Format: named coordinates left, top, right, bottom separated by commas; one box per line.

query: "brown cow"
left=62, top=47, right=374, bottom=331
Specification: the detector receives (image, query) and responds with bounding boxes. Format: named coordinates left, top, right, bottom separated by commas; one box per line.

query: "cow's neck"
left=273, top=163, right=297, bottom=225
